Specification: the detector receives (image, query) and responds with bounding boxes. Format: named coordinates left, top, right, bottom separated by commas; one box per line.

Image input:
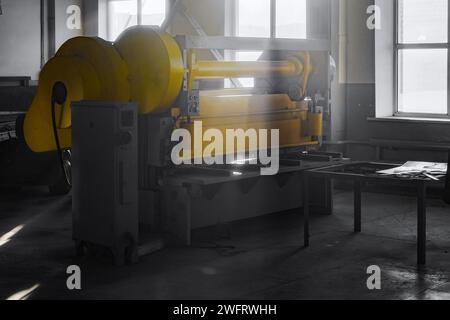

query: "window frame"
left=225, top=0, right=308, bottom=88
left=106, top=0, right=167, bottom=41
left=230, top=0, right=308, bottom=40
left=394, top=0, right=450, bottom=118
left=225, top=0, right=272, bottom=88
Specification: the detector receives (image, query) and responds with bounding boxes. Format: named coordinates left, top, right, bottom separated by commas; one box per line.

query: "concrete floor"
left=0, top=188, right=450, bottom=300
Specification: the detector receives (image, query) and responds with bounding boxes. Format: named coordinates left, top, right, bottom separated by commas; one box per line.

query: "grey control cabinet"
left=72, top=101, right=138, bottom=265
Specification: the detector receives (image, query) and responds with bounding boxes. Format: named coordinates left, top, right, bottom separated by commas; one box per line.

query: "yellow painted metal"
left=23, top=37, right=129, bottom=153
left=198, top=90, right=298, bottom=117
left=57, top=37, right=130, bottom=102
left=179, top=91, right=319, bottom=159
left=309, top=112, right=323, bottom=137
left=299, top=52, right=313, bottom=97
left=187, top=51, right=304, bottom=90
left=192, top=60, right=303, bottom=79
left=114, top=26, right=185, bottom=114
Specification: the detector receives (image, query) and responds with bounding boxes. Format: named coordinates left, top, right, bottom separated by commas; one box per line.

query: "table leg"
left=354, top=180, right=362, bottom=233
left=325, top=179, right=334, bottom=215
left=417, top=182, right=427, bottom=266
left=303, top=174, right=310, bottom=247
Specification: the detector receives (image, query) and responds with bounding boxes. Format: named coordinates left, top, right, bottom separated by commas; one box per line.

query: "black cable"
left=51, top=100, right=67, bottom=183
left=51, top=82, right=68, bottom=185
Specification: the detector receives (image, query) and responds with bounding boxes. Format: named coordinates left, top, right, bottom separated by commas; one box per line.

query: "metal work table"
left=303, top=162, right=446, bottom=266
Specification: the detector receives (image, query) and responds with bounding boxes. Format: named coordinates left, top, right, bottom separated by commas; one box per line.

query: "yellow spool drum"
left=114, top=26, right=185, bottom=114
left=57, top=37, right=130, bottom=101
left=23, top=37, right=130, bottom=153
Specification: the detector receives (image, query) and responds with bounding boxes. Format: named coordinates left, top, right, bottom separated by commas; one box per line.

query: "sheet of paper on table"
left=376, top=161, right=448, bottom=176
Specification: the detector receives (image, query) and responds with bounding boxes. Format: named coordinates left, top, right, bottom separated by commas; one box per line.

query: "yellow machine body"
left=23, top=37, right=129, bottom=152
left=114, top=26, right=185, bottom=114
left=178, top=90, right=320, bottom=160
left=22, top=26, right=323, bottom=157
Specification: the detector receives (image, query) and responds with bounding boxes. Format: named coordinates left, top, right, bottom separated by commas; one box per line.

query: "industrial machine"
left=11, top=26, right=336, bottom=260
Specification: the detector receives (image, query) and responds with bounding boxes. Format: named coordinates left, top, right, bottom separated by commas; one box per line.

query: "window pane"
left=276, top=0, right=307, bottom=39
left=398, top=49, right=448, bottom=114
left=108, top=0, right=138, bottom=41
left=398, top=0, right=448, bottom=44
left=237, top=0, right=270, bottom=38
left=142, top=0, right=166, bottom=26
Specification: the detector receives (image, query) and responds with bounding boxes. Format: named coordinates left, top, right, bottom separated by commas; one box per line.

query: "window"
left=276, top=0, right=307, bottom=39
left=235, top=0, right=307, bottom=39
left=108, top=0, right=138, bottom=41
left=107, top=0, right=166, bottom=41
left=237, top=0, right=271, bottom=38
left=227, top=0, right=307, bottom=88
left=396, top=0, right=449, bottom=116
left=142, top=0, right=166, bottom=26
left=232, top=0, right=271, bottom=87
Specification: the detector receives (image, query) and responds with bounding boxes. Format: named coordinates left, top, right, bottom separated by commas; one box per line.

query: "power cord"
left=51, top=82, right=68, bottom=185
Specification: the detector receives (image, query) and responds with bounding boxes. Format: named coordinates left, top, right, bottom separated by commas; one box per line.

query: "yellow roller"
left=187, top=50, right=307, bottom=90
left=23, top=37, right=130, bottom=153
left=191, top=60, right=303, bottom=79
left=114, top=26, right=185, bottom=114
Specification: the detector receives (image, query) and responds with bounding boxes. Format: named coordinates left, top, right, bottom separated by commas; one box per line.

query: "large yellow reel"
left=23, top=37, right=130, bottom=153
left=114, top=26, right=185, bottom=114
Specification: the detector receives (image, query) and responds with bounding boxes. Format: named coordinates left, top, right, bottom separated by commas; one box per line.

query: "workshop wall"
left=0, top=0, right=41, bottom=80
left=330, top=0, right=347, bottom=142
left=343, top=0, right=376, bottom=160
left=0, top=0, right=83, bottom=81
left=342, top=0, right=450, bottom=163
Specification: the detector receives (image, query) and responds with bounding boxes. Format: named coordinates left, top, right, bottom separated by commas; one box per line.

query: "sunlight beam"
left=0, top=224, right=24, bottom=247
left=6, top=283, right=40, bottom=300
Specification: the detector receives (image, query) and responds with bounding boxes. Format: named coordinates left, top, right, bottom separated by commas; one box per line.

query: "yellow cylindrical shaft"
left=193, top=60, right=303, bottom=79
